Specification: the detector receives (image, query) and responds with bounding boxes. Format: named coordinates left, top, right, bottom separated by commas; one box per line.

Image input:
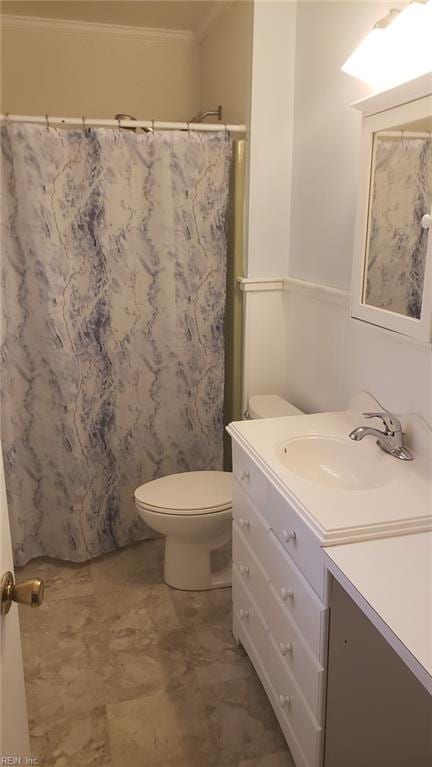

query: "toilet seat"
left=134, top=471, right=232, bottom=516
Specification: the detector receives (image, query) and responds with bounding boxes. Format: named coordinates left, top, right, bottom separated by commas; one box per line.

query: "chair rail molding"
left=237, top=277, right=286, bottom=292
left=285, top=277, right=350, bottom=307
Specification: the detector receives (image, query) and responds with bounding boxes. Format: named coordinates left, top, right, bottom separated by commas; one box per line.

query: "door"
left=0, top=444, right=31, bottom=759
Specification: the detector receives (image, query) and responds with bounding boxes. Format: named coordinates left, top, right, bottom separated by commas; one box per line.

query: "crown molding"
left=0, top=14, right=195, bottom=44
left=195, top=1, right=235, bottom=44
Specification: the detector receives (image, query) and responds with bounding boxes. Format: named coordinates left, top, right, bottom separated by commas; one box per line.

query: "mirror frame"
left=350, top=81, right=432, bottom=344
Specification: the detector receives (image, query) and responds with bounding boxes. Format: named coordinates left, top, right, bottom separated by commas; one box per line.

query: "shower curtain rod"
left=0, top=114, right=247, bottom=133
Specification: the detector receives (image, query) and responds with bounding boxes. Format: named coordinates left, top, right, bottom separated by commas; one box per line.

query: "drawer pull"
left=239, top=518, right=250, bottom=531
left=279, top=642, right=293, bottom=656
left=239, top=565, right=250, bottom=576
left=280, top=587, right=294, bottom=601
left=240, top=470, right=250, bottom=481
left=239, top=608, right=250, bottom=621
left=282, top=529, right=296, bottom=543
left=278, top=694, right=291, bottom=708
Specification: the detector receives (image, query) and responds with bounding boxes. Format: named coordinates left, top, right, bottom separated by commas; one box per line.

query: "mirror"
left=351, top=86, right=432, bottom=343
left=365, top=125, right=432, bottom=319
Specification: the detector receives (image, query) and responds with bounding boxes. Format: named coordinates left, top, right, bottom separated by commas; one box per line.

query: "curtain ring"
left=45, top=113, right=50, bottom=131
left=187, top=121, right=191, bottom=134
left=82, top=115, right=86, bottom=132
left=5, top=111, right=10, bottom=124
left=117, top=116, right=122, bottom=132
left=224, top=122, right=229, bottom=139
left=152, top=119, right=155, bottom=133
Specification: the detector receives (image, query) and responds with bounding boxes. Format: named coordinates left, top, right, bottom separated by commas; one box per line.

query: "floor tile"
left=204, top=676, right=289, bottom=766
left=90, top=538, right=164, bottom=596
left=184, top=619, right=253, bottom=686
left=92, top=581, right=181, bottom=634
left=20, top=548, right=293, bottom=767
left=21, top=625, right=106, bottom=719
left=169, top=583, right=233, bottom=629
left=107, top=687, right=219, bottom=767
left=29, top=705, right=110, bottom=767
left=19, top=593, right=95, bottom=636
left=88, top=625, right=198, bottom=704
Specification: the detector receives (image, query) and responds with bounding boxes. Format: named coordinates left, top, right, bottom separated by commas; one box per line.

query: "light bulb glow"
left=341, top=1, right=432, bottom=92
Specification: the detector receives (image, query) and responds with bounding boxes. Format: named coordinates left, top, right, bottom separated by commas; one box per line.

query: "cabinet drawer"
left=233, top=577, right=321, bottom=767
left=235, top=520, right=326, bottom=720
left=232, top=567, right=269, bottom=660
left=232, top=479, right=271, bottom=560
left=232, top=441, right=268, bottom=509
left=234, top=624, right=313, bottom=767
left=232, top=442, right=327, bottom=601
left=263, top=531, right=327, bottom=660
left=263, top=588, right=325, bottom=722
left=233, top=522, right=270, bottom=610
left=266, top=631, right=323, bottom=767
left=265, top=481, right=327, bottom=602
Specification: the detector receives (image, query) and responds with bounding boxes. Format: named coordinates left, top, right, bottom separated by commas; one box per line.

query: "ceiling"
left=1, top=1, right=226, bottom=35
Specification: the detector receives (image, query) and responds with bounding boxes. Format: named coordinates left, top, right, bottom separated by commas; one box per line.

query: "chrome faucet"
left=349, top=411, right=413, bottom=461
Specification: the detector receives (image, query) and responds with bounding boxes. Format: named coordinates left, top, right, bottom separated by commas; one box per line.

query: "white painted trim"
left=283, top=276, right=431, bottom=345
left=195, top=1, right=235, bottom=44
left=352, top=72, right=432, bottom=116
left=239, top=276, right=351, bottom=303
left=285, top=277, right=350, bottom=307
left=238, top=277, right=285, bottom=292
left=0, top=14, right=195, bottom=44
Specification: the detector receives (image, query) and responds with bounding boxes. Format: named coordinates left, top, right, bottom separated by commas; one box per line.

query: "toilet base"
left=164, top=537, right=232, bottom=591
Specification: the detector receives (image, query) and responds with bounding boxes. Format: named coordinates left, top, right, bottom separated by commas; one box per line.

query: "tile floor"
left=18, top=539, right=295, bottom=767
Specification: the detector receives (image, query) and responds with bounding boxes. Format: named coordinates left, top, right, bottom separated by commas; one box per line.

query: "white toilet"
left=134, top=394, right=303, bottom=591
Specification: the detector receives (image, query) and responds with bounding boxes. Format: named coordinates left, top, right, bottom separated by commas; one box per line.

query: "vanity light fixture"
left=341, top=0, right=432, bottom=92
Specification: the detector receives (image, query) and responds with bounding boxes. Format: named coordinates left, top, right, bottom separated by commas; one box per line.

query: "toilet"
left=134, top=394, right=303, bottom=591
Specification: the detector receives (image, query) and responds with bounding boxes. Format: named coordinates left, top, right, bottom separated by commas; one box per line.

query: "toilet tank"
left=247, top=394, right=303, bottom=419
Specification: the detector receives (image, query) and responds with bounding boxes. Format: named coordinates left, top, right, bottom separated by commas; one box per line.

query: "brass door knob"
left=0, top=570, right=44, bottom=615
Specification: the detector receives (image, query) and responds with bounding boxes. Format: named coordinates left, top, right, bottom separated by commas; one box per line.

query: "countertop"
left=323, top=531, right=432, bottom=694
left=227, top=392, right=432, bottom=545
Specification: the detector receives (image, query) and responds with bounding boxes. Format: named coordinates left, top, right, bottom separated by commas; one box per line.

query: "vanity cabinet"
left=231, top=442, right=329, bottom=767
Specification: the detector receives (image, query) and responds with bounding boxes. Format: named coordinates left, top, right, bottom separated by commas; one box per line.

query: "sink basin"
left=279, top=435, right=391, bottom=490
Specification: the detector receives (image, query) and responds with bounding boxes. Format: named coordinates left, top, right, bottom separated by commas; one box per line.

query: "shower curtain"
left=1, top=124, right=231, bottom=565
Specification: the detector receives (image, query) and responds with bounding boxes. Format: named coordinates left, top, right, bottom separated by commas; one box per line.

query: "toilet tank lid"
left=248, top=395, right=303, bottom=419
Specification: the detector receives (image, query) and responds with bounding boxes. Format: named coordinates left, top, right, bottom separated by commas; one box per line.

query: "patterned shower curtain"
left=1, top=124, right=231, bottom=565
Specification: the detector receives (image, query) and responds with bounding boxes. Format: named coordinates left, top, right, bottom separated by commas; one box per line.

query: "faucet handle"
left=363, top=411, right=402, bottom=434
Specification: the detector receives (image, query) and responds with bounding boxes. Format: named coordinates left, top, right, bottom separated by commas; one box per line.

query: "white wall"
left=198, top=1, right=253, bottom=124
left=1, top=17, right=199, bottom=120
left=289, top=1, right=397, bottom=289
left=285, top=286, right=432, bottom=422
left=244, top=1, right=432, bottom=424
left=283, top=1, right=431, bottom=424
left=247, top=0, right=297, bottom=278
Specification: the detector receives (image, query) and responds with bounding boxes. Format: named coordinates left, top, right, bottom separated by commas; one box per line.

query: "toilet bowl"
left=135, top=471, right=233, bottom=591
left=134, top=395, right=303, bottom=591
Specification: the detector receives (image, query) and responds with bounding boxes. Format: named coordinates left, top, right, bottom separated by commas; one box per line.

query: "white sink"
left=279, top=435, right=391, bottom=490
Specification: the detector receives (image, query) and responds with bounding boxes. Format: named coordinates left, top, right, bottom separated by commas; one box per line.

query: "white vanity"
left=227, top=393, right=432, bottom=767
